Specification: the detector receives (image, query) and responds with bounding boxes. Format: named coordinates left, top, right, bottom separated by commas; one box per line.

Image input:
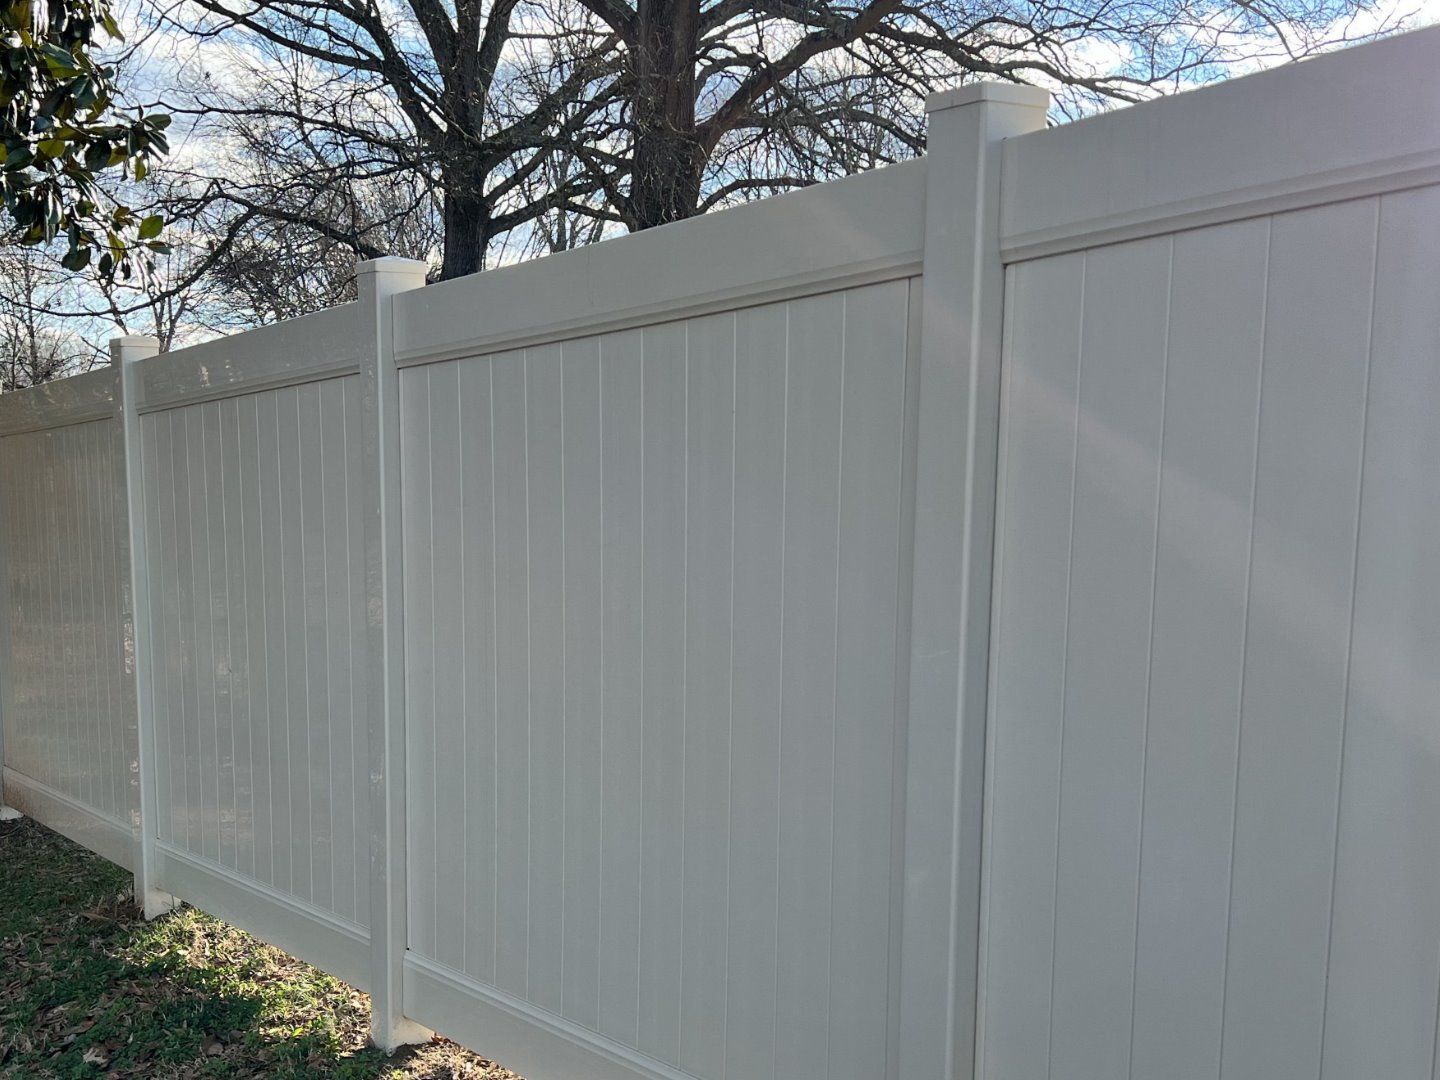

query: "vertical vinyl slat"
left=0, top=445, right=11, bottom=782
left=45, top=429, right=61, bottom=795
left=1220, top=198, right=1379, bottom=1080
left=141, top=416, right=167, bottom=841
left=174, top=409, right=203, bottom=855
left=979, top=252, right=1085, bottom=1078
left=22, top=435, right=40, bottom=781
left=107, top=419, right=128, bottom=820
left=201, top=402, right=232, bottom=867
left=277, top=388, right=312, bottom=898
left=82, top=424, right=101, bottom=812
left=678, top=311, right=735, bottom=1079
left=827, top=281, right=909, bottom=1080
left=157, top=413, right=185, bottom=847
left=46, top=431, right=61, bottom=792
left=320, top=379, right=357, bottom=922
left=208, top=404, right=237, bottom=869
left=1128, top=219, right=1267, bottom=1080
left=238, top=394, right=274, bottom=888
left=258, top=391, right=293, bottom=895
left=596, top=330, right=644, bottom=1045
left=722, top=301, right=788, bottom=1080
left=191, top=405, right=219, bottom=862
left=4, top=439, right=19, bottom=778
left=492, top=349, right=532, bottom=997
left=399, top=367, right=436, bottom=958
left=54, top=433, right=67, bottom=792
left=12, top=435, right=29, bottom=779
left=428, top=363, right=467, bottom=960
left=35, top=432, right=49, bottom=789
left=344, top=377, right=371, bottom=926
left=637, top=320, right=687, bottom=1066
left=774, top=291, right=844, bottom=1080
left=560, top=337, right=603, bottom=1030
left=68, top=427, right=88, bottom=806
left=1320, top=186, right=1440, bottom=1080
left=220, top=400, right=254, bottom=876
left=1048, top=236, right=1170, bottom=1078
left=525, top=342, right=565, bottom=1013
left=55, top=428, right=73, bottom=796
left=85, top=424, right=103, bottom=811
left=458, top=360, right=498, bottom=974
left=298, top=384, right=332, bottom=907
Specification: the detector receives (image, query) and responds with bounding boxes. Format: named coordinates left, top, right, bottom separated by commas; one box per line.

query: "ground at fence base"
left=0, top=818, right=521, bottom=1080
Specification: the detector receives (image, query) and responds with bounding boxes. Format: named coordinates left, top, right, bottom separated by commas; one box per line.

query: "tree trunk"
left=629, top=0, right=705, bottom=230
left=440, top=180, right=491, bottom=280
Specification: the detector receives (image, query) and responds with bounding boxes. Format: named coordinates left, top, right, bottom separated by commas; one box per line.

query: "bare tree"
left=567, top=0, right=1403, bottom=230
left=0, top=246, right=107, bottom=391
left=141, top=0, right=621, bottom=279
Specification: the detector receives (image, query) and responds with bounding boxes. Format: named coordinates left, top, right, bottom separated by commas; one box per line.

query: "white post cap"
left=108, top=335, right=161, bottom=365
left=925, top=81, right=1051, bottom=114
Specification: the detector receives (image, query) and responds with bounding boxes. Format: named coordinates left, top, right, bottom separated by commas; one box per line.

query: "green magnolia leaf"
left=1, top=0, right=171, bottom=280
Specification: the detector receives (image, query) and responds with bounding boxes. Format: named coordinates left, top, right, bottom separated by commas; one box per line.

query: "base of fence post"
left=140, top=888, right=178, bottom=921
left=0, top=805, right=21, bottom=821
left=370, top=1015, right=433, bottom=1055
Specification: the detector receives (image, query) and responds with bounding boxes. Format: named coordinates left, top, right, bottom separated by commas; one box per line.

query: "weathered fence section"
left=2, top=26, right=1438, bottom=1080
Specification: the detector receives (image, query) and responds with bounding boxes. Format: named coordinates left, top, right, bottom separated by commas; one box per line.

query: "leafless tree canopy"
left=0, top=0, right=1410, bottom=372
left=0, top=246, right=108, bottom=391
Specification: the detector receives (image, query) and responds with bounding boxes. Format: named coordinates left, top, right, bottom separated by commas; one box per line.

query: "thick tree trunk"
left=440, top=181, right=491, bottom=280
left=629, top=0, right=705, bottom=230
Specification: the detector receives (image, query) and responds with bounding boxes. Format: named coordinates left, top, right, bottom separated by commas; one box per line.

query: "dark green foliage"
left=1, top=0, right=168, bottom=276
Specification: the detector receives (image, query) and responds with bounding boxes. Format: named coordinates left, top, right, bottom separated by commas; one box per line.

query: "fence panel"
left=397, top=277, right=918, bottom=1080
left=129, top=304, right=378, bottom=987
left=0, top=369, right=135, bottom=867
left=980, top=27, right=1440, bottom=1080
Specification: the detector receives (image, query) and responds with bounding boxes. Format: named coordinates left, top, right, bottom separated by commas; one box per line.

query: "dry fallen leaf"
left=82, top=1045, right=108, bottom=1066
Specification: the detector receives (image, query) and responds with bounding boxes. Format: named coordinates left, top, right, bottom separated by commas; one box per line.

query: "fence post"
left=900, top=83, right=1048, bottom=1079
left=112, top=334, right=176, bottom=919
left=357, top=256, right=432, bottom=1052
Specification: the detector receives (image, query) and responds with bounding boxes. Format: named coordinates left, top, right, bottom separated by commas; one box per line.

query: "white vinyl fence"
left=2, top=27, right=1438, bottom=1080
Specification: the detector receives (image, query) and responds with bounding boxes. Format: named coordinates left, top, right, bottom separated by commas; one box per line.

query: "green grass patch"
left=0, top=818, right=518, bottom=1079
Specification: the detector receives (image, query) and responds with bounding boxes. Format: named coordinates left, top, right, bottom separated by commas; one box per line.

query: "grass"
left=0, top=817, right=520, bottom=1080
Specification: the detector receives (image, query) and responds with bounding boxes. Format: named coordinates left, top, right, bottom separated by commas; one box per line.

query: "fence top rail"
left=999, top=24, right=1440, bottom=262
left=393, top=156, right=928, bottom=367
left=132, top=301, right=369, bottom=414
left=0, top=366, right=118, bottom=437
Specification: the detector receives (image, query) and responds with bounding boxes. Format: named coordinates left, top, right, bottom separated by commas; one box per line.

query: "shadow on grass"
left=0, top=818, right=515, bottom=1080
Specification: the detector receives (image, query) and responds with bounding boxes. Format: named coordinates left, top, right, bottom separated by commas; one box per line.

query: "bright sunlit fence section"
left=2, top=27, right=1439, bottom=1080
